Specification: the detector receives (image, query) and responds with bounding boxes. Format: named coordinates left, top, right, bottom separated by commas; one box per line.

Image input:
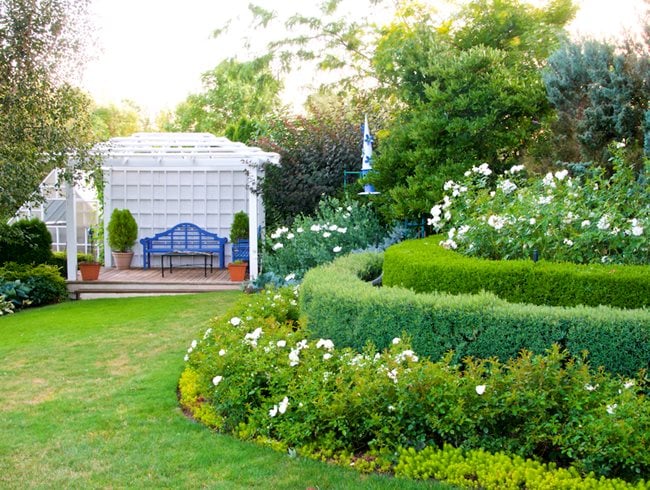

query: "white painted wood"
left=101, top=133, right=279, bottom=274
left=65, top=171, right=77, bottom=281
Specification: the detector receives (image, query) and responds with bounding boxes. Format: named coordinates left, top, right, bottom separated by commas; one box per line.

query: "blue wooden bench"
left=140, top=223, right=227, bottom=271
left=232, top=239, right=249, bottom=262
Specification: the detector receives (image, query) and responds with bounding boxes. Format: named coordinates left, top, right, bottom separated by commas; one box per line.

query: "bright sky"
left=80, top=0, right=647, bottom=117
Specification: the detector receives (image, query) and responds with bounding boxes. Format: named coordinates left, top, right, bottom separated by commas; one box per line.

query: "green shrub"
left=396, top=445, right=647, bottom=489
left=0, top=218, right=53, bottom=265
left=180, top=289, right=650, bottom=482
left=300, top=253, right=650, bottom=377
left=383, top=237, right=650, bottom=309
left=0, top=222, right=23, bottom=264
left=50, top=251, right=67, bottom=274
left=0, top=262, right=67, bottom=306
left=0, top=279, right=31, bottom=310
left=230, top=211, right=249, bottom=243
left=262, top=196, right=385, bottom=282
left=107, top=208, right=138, bottom=252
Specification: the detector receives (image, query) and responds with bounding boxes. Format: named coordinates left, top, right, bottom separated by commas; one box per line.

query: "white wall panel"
left=101, top=133, right=279, bottom=271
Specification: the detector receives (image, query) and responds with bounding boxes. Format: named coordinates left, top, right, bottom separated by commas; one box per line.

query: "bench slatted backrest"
left=140, top=223, right=227, bottom=269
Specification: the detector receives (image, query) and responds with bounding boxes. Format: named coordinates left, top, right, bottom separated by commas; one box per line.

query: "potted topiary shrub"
left=107, top=208, right=138, bottom=270
left=78, top=227, right=101, bottom=281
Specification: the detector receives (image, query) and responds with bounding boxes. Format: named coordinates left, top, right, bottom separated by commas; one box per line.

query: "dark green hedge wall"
left=383, top=237, right=650, bottom=309
left=300, top=252, right=650, bottom=377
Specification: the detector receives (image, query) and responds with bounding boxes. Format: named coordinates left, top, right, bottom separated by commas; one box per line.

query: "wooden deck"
left=67, top=266, right=244, bottom=299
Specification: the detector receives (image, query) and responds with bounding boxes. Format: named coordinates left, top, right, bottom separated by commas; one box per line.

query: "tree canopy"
left=92, top=100, right=151, bottom=141
left=367, top=0, right=576, bottom=221
left=544, top=38, right=650, bottom=164
left=0, top=0, right=97, bottom=220
left=166, top=55, right=283, bottom=135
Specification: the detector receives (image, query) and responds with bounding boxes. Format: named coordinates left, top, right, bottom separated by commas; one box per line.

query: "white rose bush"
left=429, top=147, right=649, bottom=265
left=179, top=285, right=650, bottom=484
left=262, top=196, right=385, bottom=282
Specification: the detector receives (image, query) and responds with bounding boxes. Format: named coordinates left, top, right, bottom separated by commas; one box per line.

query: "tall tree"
left=368, top=0, right=576, bottom=221
left=91, top=100, right=150, bottom=141
left=229, top=1, right=393, bottom=92
left=544, top=36, right=650, bottom=164
left=0, top=0, right=97, bottom=220
left=166, top=55, right=283, bottom=135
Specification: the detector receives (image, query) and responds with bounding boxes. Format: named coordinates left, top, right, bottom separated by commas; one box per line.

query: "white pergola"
left=66, top=132, right=280, bottom=280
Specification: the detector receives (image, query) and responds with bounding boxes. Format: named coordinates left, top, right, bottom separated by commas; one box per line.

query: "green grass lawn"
left=0, top=293, right=446, bottom=489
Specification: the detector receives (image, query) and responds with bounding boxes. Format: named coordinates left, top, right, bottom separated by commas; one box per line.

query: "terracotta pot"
left=79, top=262, right=101, bottom=281
left=112, top=251, right=134, bottom=270
left=228, top=262, right=248, bottom=282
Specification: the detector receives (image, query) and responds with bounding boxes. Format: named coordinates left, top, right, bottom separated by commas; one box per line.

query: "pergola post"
left=247, top=161, right=262, bottom=280
left=65, top=166, right=77, bottom=281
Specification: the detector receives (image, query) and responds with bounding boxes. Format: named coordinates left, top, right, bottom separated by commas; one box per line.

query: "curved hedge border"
left=300, top=252, right=650, bottom=377
left=383, top=237, right=650, bottom=310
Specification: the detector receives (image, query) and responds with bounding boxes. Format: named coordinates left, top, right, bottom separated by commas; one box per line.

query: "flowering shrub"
left=428, top=148, right=649, bottom=265
left=261, top=196, right=385, bottom=281
left=180, top=287, right=650, bottom=482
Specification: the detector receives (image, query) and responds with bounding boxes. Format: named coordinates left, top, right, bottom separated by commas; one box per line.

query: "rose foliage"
left=428, top=147, right=648, bottom=265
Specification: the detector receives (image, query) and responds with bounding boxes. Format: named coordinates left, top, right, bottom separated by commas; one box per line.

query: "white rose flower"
left=278, top=396, right=289, bottom=414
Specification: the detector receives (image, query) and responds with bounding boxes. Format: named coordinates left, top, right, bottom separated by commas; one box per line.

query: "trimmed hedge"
left=0, top=218, right=53, bottom=266
left=383, top=237, right=650, bottom=310
left=300, top=252, right=650, bottom=377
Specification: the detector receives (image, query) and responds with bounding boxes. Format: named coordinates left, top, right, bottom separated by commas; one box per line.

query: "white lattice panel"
left=100, top=133, right=279, bottom=271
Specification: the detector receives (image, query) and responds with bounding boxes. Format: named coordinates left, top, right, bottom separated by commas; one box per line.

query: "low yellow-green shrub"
left=396, top=445, right=649, bottom=489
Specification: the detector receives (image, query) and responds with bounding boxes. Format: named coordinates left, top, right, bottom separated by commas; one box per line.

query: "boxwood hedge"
left=383, top=237, right=650, bottom=310
left=300, top=252, right=650, bottom=377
